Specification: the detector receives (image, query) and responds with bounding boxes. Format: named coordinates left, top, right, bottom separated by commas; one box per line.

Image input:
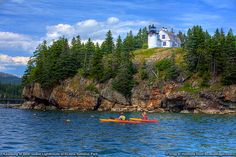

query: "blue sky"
left=0, top=0, right=236, bottom=76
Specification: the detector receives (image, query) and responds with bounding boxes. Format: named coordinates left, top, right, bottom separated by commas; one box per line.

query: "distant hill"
left=0, top=72, right=21, bottom=84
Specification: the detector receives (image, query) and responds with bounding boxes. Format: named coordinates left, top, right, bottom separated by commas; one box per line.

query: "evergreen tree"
left=177, top=31, right=186, bottom=47
left=141, top=27, right=148, bottom=46
left=113, top=35, right=123, bottom=74
left=184, top=26, right=206, bottom=72
left=91, top=43, right=104, bottom=81
left=222, top=29, right=236, bottom=84
left=211, top=28, right=226, bottom=77
left=112, top=50, right=135, bottom=101
left=112, top=35, right=135, bottom=101
left=84, top=38, right=95, bottom=71
left=123, top=31, right=135, bottom=53
left=71, top=35, right=82, bottom=67
left=134, top=29, right=143, bottom=49
left=101, top=30, right=114, bottom=54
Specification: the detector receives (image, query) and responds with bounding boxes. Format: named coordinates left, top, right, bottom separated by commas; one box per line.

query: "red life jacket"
left=143, top=115, right=148, bottom=120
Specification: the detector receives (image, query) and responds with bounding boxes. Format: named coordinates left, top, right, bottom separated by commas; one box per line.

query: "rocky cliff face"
left=21, top=75, right=236, bottom=114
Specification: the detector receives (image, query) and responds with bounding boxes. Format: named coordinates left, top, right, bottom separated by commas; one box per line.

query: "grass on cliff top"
left=176, top=82, right=202, bottom=94
left=133, top=48, right=183, bottom=64
left=133, top=48, right=170, bottom=63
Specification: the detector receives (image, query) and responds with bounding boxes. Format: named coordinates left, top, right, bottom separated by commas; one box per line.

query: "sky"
left=0, top=0, right=236, bottom=76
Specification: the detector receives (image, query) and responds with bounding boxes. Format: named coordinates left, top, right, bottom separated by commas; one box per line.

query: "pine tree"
left=112, top=50, right=135, bottom=101
left=113, top=35, right=123, bottom=74
left=185, top=26, right=205, bottom=72
left=71, top=35, right=82, bottom=67
left=101, top=30, right=114, bottom=54
left=134, top=29, right=143, bottom=49
left=123, top=31, right=135, bottom=53
left=84, top=38, right=95, bottom=71
left=222, top=29, right=236, bottom=84
left=177, top=31, right=186, bottom=47
left=112, top=35, right=135, bottom=101
left=91, top=43, right=104, bottom=81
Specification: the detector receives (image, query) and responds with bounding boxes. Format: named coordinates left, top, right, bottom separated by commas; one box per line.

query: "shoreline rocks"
left=19, top=76, right=236, bottom=114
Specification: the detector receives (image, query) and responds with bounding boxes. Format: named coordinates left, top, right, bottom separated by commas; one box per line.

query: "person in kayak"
left=118, top=112, right=126, bottom=120
left=141, top=112, right=148, bottom=120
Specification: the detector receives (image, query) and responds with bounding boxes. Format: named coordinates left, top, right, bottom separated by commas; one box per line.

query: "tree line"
left=184, top=26, right=236, bottom=85
left=22, top=25, right=236, bottom=100
left=0, top=82, right=22, bottom=99
left=22, top=28, right=148, bottom=99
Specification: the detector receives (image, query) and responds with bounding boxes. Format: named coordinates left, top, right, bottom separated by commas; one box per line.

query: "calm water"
left=0, top=108, right=236, bottom=157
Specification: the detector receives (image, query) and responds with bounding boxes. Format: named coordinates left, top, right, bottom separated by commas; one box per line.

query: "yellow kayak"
left=130, top=118, right=158, bottom=123
left=100, top=119, right=141, bottom=124
left=100, top=119, right=119, bottom=122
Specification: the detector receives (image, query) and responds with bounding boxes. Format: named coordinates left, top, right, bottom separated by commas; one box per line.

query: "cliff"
left=20, top=48, right=236, bottom=114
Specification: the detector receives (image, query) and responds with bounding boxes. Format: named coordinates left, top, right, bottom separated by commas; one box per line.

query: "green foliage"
left=112, top=46, right=135, bottom=100
left=23, top=38, right=79, bottom=88
left=142, top=43, right=148, bottom=49
left=101, top=30, right=114, bottom=54
left=156, top=56, right=179, bottom=81
left=177, top=31, right=186, bottom=47
left=112, top=61, right=135, bottom=100
left=177, top=82, right=201, bottom=94
left=90, top=43, right=104, bottom=81
left=0, top=82, right=22, bottom=99
left=184, top=25, right=236, bottom=85
left=200, top=72, right=210, bottom=87
left=175, top=48, right=184, bottom=54
left=85, top=83, right=99, bottom=93
left=140, top=68, right=148, bottom=80
left=221, top=29, right=236, bottom=85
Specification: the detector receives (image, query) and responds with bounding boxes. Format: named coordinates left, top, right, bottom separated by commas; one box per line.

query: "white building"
left=148, top=25, right=181, bottom=48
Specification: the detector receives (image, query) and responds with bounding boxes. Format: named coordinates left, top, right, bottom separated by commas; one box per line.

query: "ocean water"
left=0, top=108, right=236, bottom=157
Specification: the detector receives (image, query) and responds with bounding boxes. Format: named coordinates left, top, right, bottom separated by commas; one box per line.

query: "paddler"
left=118, top=112, right=126, bottom=120
left=141, top=111, right=148, bottom=120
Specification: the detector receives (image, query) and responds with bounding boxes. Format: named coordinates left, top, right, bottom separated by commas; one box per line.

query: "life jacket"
left=119, top=115, right=126, bottom=120
left=143, top=115, right=148, bottom=120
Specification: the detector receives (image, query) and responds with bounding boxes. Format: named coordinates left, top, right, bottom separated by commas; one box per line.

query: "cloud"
left=107, top=17, right=119, bottom=24
left=0, top=53, right=29, bottom=71
left=45, top=17, right=156, bottom=43
left=0, top=32, right=40, bottom=53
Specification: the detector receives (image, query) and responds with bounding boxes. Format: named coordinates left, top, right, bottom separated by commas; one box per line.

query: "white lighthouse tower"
left=148, top=24, right=158, bottom=48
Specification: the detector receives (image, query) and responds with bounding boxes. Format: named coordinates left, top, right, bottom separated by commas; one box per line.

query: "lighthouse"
left=147, top=24, right=181, bottom=48
left=148, top=24, right=158, bottom=48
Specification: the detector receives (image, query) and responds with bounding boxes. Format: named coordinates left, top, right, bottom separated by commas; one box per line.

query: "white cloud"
left=107, top=17, right=119, bottom=24
left=45, top=17, right=156, bottom=43
left=0, top=53, right=29, bottom=71
left=0, top=32, right=39, bottom=53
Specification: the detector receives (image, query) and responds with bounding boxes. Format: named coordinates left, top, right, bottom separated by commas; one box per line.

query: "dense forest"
left=184, top=26, right=236, bottom=85
left=0, top=83, right=22, bottom=99
left=0, top=72, right=22, bottom=99
left=22, top=25, right=236, bottom=99
left=22, top=28, right=148, bottom=99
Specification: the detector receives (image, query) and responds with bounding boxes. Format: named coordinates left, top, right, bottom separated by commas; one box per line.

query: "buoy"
left=65, top=119, right=71, bottom=122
